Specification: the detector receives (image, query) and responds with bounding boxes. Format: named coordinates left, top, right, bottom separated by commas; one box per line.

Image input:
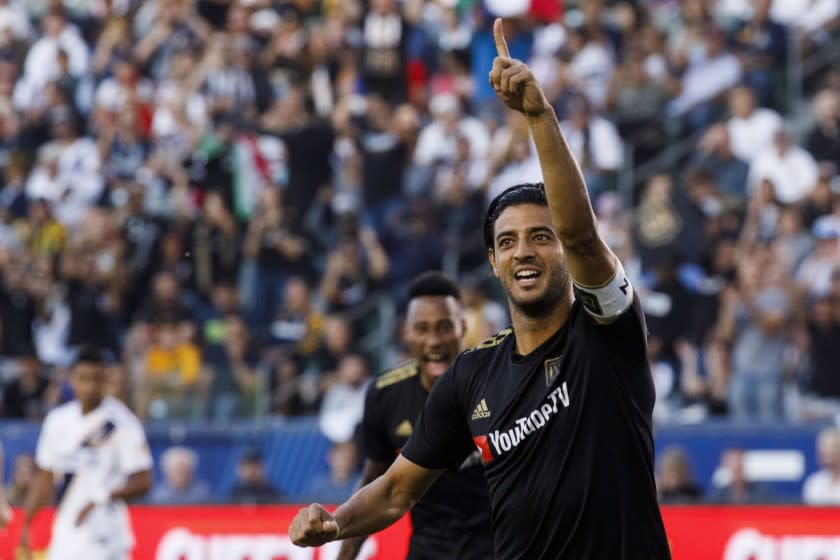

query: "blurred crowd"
left=0, top=0, right=836, bottom=442
left=655, top=427, right=840, bottom=505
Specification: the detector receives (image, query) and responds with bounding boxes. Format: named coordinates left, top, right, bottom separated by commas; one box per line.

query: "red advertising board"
left=0, top=505, right=839, bottom=560
left=0, top=506, right=409, bottom=560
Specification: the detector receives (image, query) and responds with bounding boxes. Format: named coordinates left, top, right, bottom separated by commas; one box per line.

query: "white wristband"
left=574, top=260, right=634, bottom=321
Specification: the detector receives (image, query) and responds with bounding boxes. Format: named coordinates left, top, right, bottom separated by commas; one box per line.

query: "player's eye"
left=498, top=238, right=514, bottom=248
left=534, top=233, right=550, bottom=241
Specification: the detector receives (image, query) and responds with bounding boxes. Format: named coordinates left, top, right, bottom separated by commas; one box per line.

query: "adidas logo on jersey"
left=471, top=399, right=491, bottom=420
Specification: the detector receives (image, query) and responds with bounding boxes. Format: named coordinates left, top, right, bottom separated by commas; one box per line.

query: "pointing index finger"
left=493, top=18, right=510, bottom=58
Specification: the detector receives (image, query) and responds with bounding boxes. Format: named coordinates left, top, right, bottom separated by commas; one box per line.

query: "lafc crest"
left=544, top=356, right=563, bottom=387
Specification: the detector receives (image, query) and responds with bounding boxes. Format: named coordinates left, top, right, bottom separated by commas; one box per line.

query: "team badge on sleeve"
left=573, top=260, right=633, bottom=321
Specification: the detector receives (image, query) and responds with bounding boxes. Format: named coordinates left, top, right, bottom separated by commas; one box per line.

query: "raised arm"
left=290, top=455, right=442, bottom=547
left=489, top=19, right=615, bottom=287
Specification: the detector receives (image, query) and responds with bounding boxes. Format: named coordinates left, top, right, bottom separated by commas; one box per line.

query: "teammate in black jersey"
left=336, top=272, right=492, bottom=560
left=291, top=18, right=670, bottom=559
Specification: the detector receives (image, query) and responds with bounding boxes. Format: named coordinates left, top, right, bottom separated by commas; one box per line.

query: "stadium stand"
left=0, top=0, right=839, bottom=507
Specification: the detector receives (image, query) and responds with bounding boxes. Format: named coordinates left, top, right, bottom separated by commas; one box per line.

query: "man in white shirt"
left=413, top=93, right=490, bottom=168
left=727, top=86, right=782, bottom=163
left=559, top=96, right=623, bottom=197
left=803, top=427, right=840, bottom=505
left=21, top=347, right=153, bottom=560
left=16, top=7, right=89, bottom=106
left=748, top=129, right=819, bottom=204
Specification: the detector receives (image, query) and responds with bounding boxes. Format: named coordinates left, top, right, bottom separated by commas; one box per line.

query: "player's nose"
left=513, top=238, right=536, bottom=260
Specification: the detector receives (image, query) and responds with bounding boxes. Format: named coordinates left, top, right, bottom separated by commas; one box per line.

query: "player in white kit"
left=21, top=347, right=153, bottom=560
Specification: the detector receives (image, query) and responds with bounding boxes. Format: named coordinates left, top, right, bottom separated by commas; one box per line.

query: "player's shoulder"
left=372, top=360, right=419, bottom=392
left=102, top=397, right=144, bottom=428
left=43, top=400, right=80, bottom=424
left=462, top=327, right=513, bottom=357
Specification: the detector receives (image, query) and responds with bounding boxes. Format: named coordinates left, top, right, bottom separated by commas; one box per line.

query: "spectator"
left=190, top=192, right=240, bottom=300
left=307, top=440, right=361, bottom=503
left=486, top=118, right=542, bottom=204
left=205, top=314, right=260, bottom=420
left=559, top=96, right=623, bottom=197
left=708, top=448, right=774, bottom=504
left=563, top=26, right=615, bottom=110
left=15, top=7, right=89, bottom=112
left=803, top=428, right=840, bottom=504
left=667, top=26, right=742, bottom=132
left=806, top=89, right=840, bottom=169
left=748, top=129, right=819, bottom=205
left=605, top=46, right=670, bottom=165
left=381, top=199, right=445, bottom=302
left=230, top=447, right=281, bottom=504
left=5, top=451, right=34, bottom=505
left=729, top=0, right=788, bottom=105
left=139, top=318, right=204, bottom=419
left=0, top=253, right=41, bottom=358
left=1, top=354, right=50, bottom=419
left=803, top=290, right=840, bottom=413
left=21, top=198, right=66, bottom=258
left=29, top=106, right=103, bottom=228
left=726, top=86, right=783, bottom=164
left=268, top=276, right=324, bottom=359
left=717, top=248, right=793, bottom=421
left=319, top=353, right=370, bottom=444
left=319, top=219, right=389, bottom=313
left=692, top=124, right=750, bottom=205
left=796, top=216, right=840, bottom=298
left=242, top=187, right=310, bottom=325
left=633, top=175, right=684, bottom=271
left=310, top=315, right=354, bottom=379
left=149, top=446, right=212, bottom=504
left=0, top=151, right=29, bottom=220
left=413, top=93, right=490, bottom=174
left=657, top=446, right=703, bottom=503
left=358, top=96, right=411, bottom=229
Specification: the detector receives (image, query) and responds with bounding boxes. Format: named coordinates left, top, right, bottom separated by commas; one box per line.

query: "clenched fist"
left=488, top=18, right=550, bottom=117
left=289, top=503, right=340, bottom=547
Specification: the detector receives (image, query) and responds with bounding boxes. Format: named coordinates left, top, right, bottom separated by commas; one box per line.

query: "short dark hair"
left=483, top=183, right=548, bottom=250
left=72, top=345, right=109, bottom=367
left=407, top=271, right=462, bottom=303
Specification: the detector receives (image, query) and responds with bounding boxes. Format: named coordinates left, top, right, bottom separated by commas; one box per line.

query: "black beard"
left=506, top=266, right=570, bottom=318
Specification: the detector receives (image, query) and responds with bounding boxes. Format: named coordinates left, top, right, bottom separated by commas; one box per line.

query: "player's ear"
left=487, top=248, right=499, bottom=277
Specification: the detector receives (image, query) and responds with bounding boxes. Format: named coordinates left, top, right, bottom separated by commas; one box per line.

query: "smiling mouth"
left=514, top=269, right=542, bottom=287
left=422, top=353, right=450, bottom=376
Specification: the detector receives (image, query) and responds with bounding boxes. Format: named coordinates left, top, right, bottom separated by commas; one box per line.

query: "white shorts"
left=48, top=533, right=130, bottom=560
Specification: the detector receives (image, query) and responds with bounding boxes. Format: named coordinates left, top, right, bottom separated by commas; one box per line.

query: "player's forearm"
left=332, top=473, right=416, bottom=541
left=526, top=106, right=598, bottom=247
left=23, top=468, right=53, bottom=526
left=335, top=460, right=390, bottom=560
left=109, top=469, right=153, bottom=502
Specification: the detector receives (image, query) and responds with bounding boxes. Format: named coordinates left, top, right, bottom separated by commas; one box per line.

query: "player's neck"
left=509, top=297, right=572, bottom=356
left=79, top=398, right=104, bottom=415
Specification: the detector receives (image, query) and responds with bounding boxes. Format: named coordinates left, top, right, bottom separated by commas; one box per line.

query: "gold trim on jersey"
left=395, top=419, right=413, bottom=437
left=465, top=328, right=512, bottom=353
left=375, top=360, right=419, bottom=389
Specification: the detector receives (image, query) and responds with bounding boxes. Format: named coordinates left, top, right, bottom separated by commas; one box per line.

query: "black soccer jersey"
left=402, top=297, right=671, bottom=560
left=362, top=361, right=494, bottom=560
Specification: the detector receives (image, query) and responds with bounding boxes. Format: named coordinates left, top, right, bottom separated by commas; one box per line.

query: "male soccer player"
left=21, top=347, right=153, bottom=560
left=336, top=271, right=492, bottom=560
left=290, top=19, right=670, bottom=559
